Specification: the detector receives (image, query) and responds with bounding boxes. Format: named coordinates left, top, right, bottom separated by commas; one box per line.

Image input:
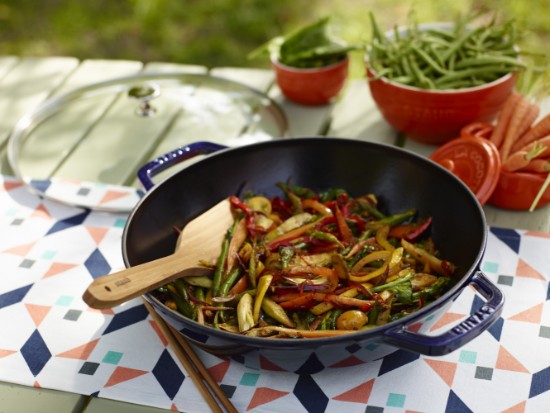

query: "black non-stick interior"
left=123, top=138, right=487, bottom=283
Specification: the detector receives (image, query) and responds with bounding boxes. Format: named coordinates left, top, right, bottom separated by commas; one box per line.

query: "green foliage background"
left=0, top=0, right=548, bottom=78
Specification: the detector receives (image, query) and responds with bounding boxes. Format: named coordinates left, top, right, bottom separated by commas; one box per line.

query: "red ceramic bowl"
left=366, top=67, right=516, bottom=145
left=489, top=170, right=550, bottom=210
left=272, top=56, right=349, bottom=105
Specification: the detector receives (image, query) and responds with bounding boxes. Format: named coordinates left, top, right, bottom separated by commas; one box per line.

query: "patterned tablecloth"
left=1, top=175, right=549, bottom=413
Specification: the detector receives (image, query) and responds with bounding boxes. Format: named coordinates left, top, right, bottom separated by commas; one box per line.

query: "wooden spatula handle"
left=82, top=254, right=209, bottom=309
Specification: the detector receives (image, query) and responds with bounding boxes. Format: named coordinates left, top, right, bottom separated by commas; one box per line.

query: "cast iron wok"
left=123, top=137, right=503, bottom=370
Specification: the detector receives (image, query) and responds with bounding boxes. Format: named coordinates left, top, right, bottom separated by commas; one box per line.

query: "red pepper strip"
left=339, top=199, right=355, bottom=216
left=266, top=222, right=317, bottom=251
left=441, top=260, right=456, bottom=276
left=337, top=192, right=349, bottom=205
left=460, top=122, right=494, bottom=140
left=404, top=216, right=432, bottom=241
left=332, top=204, right=354, bottom=245
left=267, top=237, right=301, bottom=251
left=388, top=217, right=432, bottom=241
left=314, top=216, right=339, bottom=237
left=271, top=291, right=304, bottom=302
left=311, top=293, right=374, bottom=312
left=346, top=215, right=366, bottom=233
left=315, top=215, right=336, bottom=229
left=278, top=293, right=316, bottom=309
left=306, top=241, right=339, bottom=255
left=271, top=196, right=293, bottom=219
left=229, top=196, right=258, bottom=238
left=287, top=266, right=339, bottom=292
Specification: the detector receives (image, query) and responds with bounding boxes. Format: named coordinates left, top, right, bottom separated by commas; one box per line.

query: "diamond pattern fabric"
left=1, top=175, right=549, bottom=412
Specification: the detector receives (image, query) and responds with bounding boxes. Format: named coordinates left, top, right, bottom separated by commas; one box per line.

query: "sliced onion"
left=211, top=294, right=236, bottom=303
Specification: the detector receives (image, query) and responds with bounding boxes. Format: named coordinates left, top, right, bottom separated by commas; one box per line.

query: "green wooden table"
left=0, top=56, right=548, bottom=413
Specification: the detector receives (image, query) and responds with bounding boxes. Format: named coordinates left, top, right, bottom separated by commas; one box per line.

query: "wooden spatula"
left=83, top=198, right=234, bottom=309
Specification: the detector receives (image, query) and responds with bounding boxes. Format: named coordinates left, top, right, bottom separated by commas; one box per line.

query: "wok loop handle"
left=137, top=141, right=227, bottom=190
left=383, top=271, right=504, bottom=356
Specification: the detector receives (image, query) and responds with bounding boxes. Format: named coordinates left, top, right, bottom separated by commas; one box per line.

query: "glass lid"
left=7, top=72, right=288, bottom=212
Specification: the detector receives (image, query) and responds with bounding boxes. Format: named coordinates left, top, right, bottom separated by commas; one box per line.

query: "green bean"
left=406, top=54, right=421, bottom=85
left=367, top=12, right=523, bottom=90
left=410, top=44, right=448, bottom=75
left=453, top=55, right=527, bottom=70
left=435, top=79, right=486, bottom=90
left=391, top=75, right=415, bottom=85
left=410, top=55, right=435, bottom=88
left=424, top=28, right=454, bottom=41
left=211, top=226, right=235, bottom=297
left=439, top=27, right=483, bottom=62
left=428, top=43, right=446, bottom=68
left=170, top=280, right=194, bottom=319
left=447, top=52, right=456, bottom=71
left=195, top=287, right=205, bottom=302
left=357, top=228, right=375, bottom=242
left=374, top=209, right=416, bottom=226
left=433, top=65, right=515, bottom=87
left=368, top=10, right=385, bottom=43
left=218, top=267, right=242, bottom=297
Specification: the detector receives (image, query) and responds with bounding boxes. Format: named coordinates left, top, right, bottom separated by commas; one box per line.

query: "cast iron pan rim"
left=124, top=136, right=488, bottom=348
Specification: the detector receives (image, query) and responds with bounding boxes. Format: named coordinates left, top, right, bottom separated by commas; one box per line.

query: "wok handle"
left=137, top=141, right=227, bottom=190
left=383, top=271, right=504, bottom=356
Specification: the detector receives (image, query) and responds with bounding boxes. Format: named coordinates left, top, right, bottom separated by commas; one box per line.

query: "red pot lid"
left=430, top=136, right=501, bottom=205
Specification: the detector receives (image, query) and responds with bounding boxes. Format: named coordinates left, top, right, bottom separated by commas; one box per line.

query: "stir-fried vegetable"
left=153, top=184, right=458, bottom=339
left=367, top=11, right=525, bottom=90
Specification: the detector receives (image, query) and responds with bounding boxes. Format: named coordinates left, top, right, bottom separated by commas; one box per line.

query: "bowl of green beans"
left=366, top=16, right=525, bottom=145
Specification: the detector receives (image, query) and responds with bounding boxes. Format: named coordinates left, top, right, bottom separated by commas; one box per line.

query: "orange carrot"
left=500, top=94, right=532, bottom=160
left=515, top=135, right=550, bottom=158
left=490, top=91, right=521, bottom=148
left=517, top=102, right=540, bottom=138
left=512, top=112, right=550, bottom=153
left=228, top=274, right=249, bottom=296
left=226, top=218, right=247, bottom=272
left=501, top=142, right=547, bottom=172
left=519, top=158, right=550, bottom=173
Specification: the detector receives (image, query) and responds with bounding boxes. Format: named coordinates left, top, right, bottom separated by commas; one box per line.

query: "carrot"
left=515, top=135, right=550, bottom=158
left=499, top=94, right=532, bottom=160
left=502, top=142, right=547, bottom=172
left=519, top=158, right=550, bottom=173
left=490, top=91, right=521, bottom=148
left=501, top=151, right=530, bottom=172
left=511, top=112, right=550, bottom=152
left=517, top=102, right=541, bottom=139
left=228, top=274, right=249, bottom=296
left=226, top=218, right=247, bottom=272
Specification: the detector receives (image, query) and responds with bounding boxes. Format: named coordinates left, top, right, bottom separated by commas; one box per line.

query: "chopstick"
left=142, top=300, right=238, bottom=413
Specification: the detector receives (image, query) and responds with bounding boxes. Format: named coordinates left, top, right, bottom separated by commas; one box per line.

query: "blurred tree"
left=0, top=0, right=548, bottom=75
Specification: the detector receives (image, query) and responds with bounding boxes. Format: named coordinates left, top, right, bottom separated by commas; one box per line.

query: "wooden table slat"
left=0, top=57, right=80, bottom=146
